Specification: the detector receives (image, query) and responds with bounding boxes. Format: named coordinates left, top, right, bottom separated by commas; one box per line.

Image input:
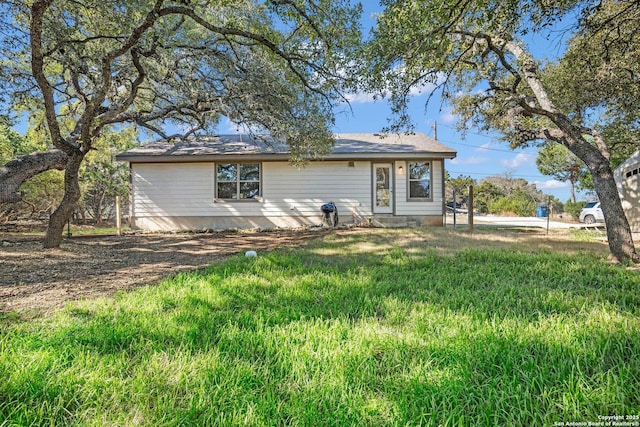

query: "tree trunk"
left=589, top=159, right=638, bottom=263
left=569, top=180, right=576, bottom=203
left=43, top=153, right=85, bottom=248
left=498, top=39, right=637, bottom=262
left=0, top=150, right=68, bottom=203
left=560, top=130, right=638, bottom=263
left=96, top=192, right=106, bottom=225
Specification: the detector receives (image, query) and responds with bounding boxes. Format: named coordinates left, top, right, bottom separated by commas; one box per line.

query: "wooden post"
left=546, top=196, right=551, bottom=235
left=468, top=184, right=474, bottom=232
left=116, top=195, right=122, bottom=236
left=453, top=189, right=457, bottom=229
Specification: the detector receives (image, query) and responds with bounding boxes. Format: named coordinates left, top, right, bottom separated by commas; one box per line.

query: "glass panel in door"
left=374, top=164, right=393, bottom=213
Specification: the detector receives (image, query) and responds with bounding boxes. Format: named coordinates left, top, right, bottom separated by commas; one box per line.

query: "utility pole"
left=433, top=121, right=438, bottom=140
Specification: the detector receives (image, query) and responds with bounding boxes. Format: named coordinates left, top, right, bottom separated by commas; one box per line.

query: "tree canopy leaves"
left=1, top=0, right=362, bottom=160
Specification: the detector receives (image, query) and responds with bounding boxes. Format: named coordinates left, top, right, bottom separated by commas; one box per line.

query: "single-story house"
left=115, top=133, right=457, bottom=231
left=614, top=149, right=640, bottom=232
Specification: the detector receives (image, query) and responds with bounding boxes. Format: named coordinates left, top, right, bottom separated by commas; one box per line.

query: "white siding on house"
left=130, top=159, right=446, bottom=230
left=132, top=161, right=373, bottom=225
left=261, top=161, right=371, bottom=220
left=132, top=163, right=215, bottom=216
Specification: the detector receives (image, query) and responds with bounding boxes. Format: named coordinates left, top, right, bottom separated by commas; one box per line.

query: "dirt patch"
left=0, top=229, right=332, bottom=315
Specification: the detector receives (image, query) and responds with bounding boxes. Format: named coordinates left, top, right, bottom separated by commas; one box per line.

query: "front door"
left=373, top=163, right=393, bottom=214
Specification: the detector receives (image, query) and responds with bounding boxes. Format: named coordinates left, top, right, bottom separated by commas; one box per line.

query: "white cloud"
left=407, top=72, right=446, bottom=97
left=344, top=91, right=378, bottom=104
left=220, top=117, right=242, bottom=133
left=407, top=81, right=439, bottom=97
left=439, top=107, right=458, bottom=124
left=344, top=71, right=446, bottom=105
left=219, top=117, right=265, bottom=135
left=500, top=152, right=531, bottom=169
left=451, top=156, right=489, bottom=166
left=475, top=142, right=493, bottom=152
left=534, top=179, right=567, bottom=190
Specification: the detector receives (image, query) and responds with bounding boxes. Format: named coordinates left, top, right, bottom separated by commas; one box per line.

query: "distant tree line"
left=446, top=173, right=563, bottom=217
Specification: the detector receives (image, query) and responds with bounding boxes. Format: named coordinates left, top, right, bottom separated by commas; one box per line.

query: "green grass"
left=1, top=228, right=639, bottom=426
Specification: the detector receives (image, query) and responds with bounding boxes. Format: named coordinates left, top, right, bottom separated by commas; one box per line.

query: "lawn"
left=1, top=228, right=639, bottom=426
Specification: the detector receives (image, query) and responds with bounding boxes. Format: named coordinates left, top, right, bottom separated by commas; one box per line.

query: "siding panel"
left=132, top=163, right=215, bottom=216
left=262, top=161, right=372, bottom=218
left=132, top=161, right=374, bottom=220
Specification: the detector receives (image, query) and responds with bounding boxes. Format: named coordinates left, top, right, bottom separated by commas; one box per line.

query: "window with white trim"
left=408, top=161, right=431, bottom=200
left=216, top=163, right=261, bottom=200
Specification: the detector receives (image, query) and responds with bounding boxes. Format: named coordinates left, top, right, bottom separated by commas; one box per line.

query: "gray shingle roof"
left=115, top=133, right=456, bottom=162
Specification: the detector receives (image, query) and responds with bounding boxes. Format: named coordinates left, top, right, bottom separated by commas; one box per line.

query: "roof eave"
left=115, top=151, right=457, bottom=163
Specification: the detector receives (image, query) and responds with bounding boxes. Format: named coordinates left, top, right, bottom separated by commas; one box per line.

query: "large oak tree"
left=0, top=0, right=361, bottom=247
left=365, top=0, right=639, bottom=263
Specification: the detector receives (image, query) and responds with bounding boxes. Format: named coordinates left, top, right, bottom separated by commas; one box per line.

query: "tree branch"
left=0, top=150, right=68, bottom=203
left=30, top=0, right=73, bottom=155
left=80, top=0, right=165, bottom=148
left=158, top=5, right=333, bottom=99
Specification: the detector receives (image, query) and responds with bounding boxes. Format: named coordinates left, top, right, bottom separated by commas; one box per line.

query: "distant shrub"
left=564, top=201, right=587, bottom=220
left=488, top=191, right=536, bottom=217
